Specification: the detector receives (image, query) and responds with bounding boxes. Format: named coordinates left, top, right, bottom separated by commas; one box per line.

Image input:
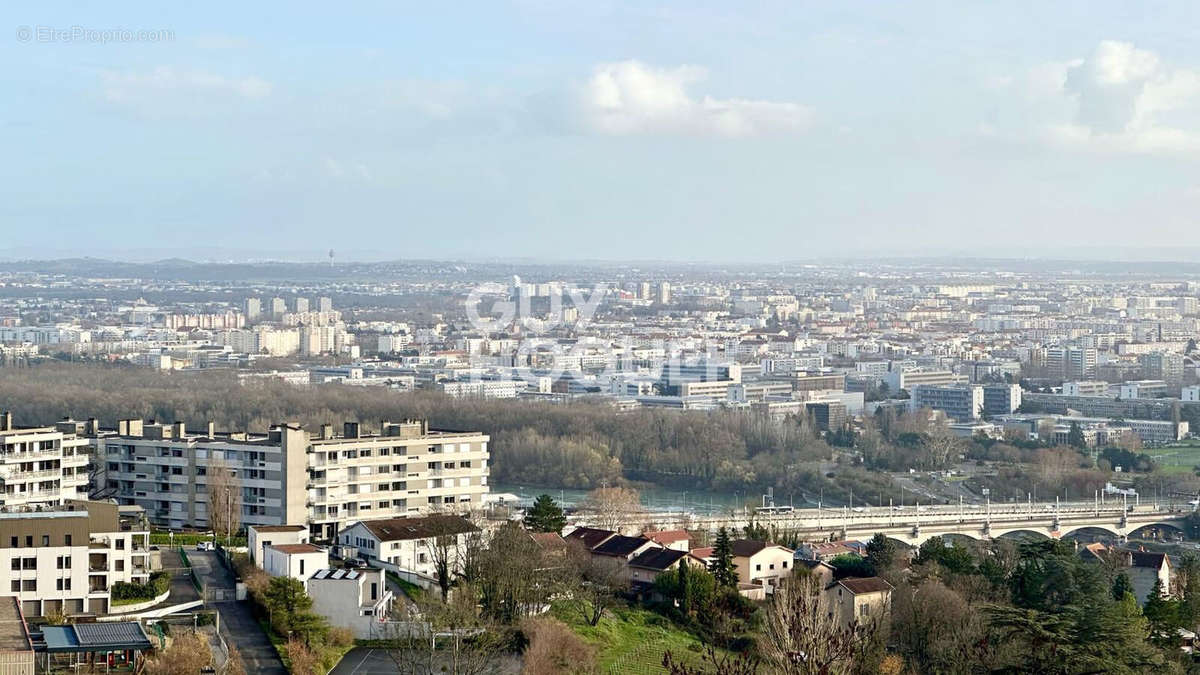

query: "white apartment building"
left=0, top=414, right=91, bottom=509
left=93, top=418, right=489, bottom=541
left=248, top=524, right=309, bottom=567
left=0, top=500, right=152, bottom=617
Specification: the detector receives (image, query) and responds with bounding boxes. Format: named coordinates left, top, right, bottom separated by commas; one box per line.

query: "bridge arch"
left=1128, top=521, right=1186, bottom=540
left=992, top=528, right=1052, bottom=541
left=1058, top=525, right=1123, bottom=540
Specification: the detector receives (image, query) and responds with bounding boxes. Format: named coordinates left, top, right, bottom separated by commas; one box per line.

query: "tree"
left=759, top=574, right=879, bottom=675
left=1111, top=573, right=1134, bottom=602
left=563, top=541, right=628, bottom=626
left=708, top=528, right=738, bottom=589
left=1066, top=421, right=1086, bottom=449
left=1142, top=578, right=1181, bottom=644
left=865, top=533, right=898, bottom=574
left=663, top=647, right=759, bottom=675
left=479, top=522, right=552, bottom=624
left=208, top=458, right=241, bottom=547
left=579, top=486, right=641, bottom=531
left=262, top=576, right=313, bottom=634
left=524, top=494, right=567, bottom=533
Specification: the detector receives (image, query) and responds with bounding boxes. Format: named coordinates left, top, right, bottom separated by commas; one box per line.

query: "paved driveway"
left=188, top=550, right=287, bottom=675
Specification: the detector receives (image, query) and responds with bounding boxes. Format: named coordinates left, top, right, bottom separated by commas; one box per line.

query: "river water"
left=490, top=482, right=803, bottom=515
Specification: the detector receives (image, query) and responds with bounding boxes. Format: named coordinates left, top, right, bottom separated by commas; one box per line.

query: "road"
left=158, top=548, right=201, bottom=605
left=188, top=549, right=287, bottom=675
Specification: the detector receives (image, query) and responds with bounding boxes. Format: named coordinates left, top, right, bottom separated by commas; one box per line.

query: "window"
left=300, top=560, right=305, bottom=575
left=370, top=582, right=378, bottom=600
left=782, top=561, right=788, bottom=569
left=9, top=580, right=17, bottom=592
left=769, top=563, right=775, bottom=570
left=24, top=536, right=31, bottom=547
left=21, top=580, right=35, bottom=592
left=755, top=564, right=761, bottom=571
left=9, top=559, right=18, bottom=571
left=115, top=560, right=125, bottom=572
left=115, top=539, right=125, bottom=550
left=42, top=535, right=49, bottom=547
left=21, top=558, right=35, bottom=570
left=9, top=537, right=15, bottom=548
left=859, top=603, right=869, bottom=617
left=57, top=578, right=72, bottom=591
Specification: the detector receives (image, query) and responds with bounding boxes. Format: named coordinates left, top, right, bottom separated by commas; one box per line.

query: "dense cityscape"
left=1, top=258, right=1200, bottom=673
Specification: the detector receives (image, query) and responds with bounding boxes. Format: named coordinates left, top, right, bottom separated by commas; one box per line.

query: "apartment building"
left=0, top=414, right=91, bottom=509
left=1062, top=381, right=1110, bottom=397
left=910, top=385, right=984, bottom=421
left=92, top=419, right=489, bottom=540
left=981, top=383, right=1022, bottom=417
left=0, top=500, right=151, bottom=617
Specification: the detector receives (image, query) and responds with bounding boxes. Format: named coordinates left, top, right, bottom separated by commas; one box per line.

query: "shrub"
left=520, top=617, right=597, bottom=675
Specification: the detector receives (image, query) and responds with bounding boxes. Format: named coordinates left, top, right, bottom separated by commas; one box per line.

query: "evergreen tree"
left=1142, top=578, right=1181, bottom=644
left=1111, top=572, right=1134, bottom=601
left=709, top=527, right=738, bottom=588
left=865, top=533, right=898, bottom=574
left=1067, top=421, right=1086, bottom=449
left=523, top=494, right=567, bottom=533
left=677, top=558, right=690, bottom=614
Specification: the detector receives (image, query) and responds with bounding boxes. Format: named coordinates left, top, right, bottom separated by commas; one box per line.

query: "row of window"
left=9, top=534, right=72, bottom=548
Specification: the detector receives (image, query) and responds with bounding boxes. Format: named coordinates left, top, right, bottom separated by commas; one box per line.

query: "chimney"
left=86, top=418, right=98, bottom=435
left=206, top=421, right=216, bottom=438
left=320, top=424, right=333, bottom=440
left=0, top=412, right=10, bottom=432
left=344, top=422, right=360, bottom=439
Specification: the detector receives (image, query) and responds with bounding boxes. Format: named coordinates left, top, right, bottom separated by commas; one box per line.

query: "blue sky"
left=4, top=2, right=1200, bottom=262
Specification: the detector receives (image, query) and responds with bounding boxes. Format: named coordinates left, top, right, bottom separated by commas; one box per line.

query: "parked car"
left=344, top=557, right=367, bottom=569
left=196, top=541, right=215, bottom=551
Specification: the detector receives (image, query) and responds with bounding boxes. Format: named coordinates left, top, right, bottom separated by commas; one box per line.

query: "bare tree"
left=207, top=459, right=241, bottom=547
left=562, top=541, right=628, bottom=627
left=521, top=617, right=597, bottom=675
left=760, top=575, right=878, bottom=675
left=387, top=591, right=508, bottom=675
left=579, top=486, right=642, bottom=531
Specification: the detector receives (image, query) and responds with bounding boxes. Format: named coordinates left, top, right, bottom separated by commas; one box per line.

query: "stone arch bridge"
left=592, top=502, right=1190, bottom=547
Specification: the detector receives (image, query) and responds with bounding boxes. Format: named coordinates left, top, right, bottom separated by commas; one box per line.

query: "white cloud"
left=100, top=66, right=272, bottom=117
left=575, top=60, right=812, bottom=137
left=1010, top=41, right=1200, bottom=153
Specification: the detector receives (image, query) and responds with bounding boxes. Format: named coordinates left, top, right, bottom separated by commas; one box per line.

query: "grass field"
left=1150, top=442, right=1200, bottom=475
left=555, top=603, right=716, bottom=674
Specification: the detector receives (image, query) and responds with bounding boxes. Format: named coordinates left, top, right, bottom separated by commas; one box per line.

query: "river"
left=490, top=482, right=808, bottom=515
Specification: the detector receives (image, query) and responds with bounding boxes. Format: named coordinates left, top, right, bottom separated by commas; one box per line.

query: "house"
left=590, top=535, right=658, bottom=563
left=1123, top=549, right=1172, bottom=606
left=248, top=525, right=308, bottom=568
left=626, top=548, right=708, bottom=587
left=337, top=515, right=479, bottom=582
left=307, top=567, right=392, bottom=639
left=826, top=577, right=894, bottom=628
left=732, top=540, right=795, bottom=594
left=644, top=530, right=692, bottom=552
left=262, top=543, right=328, bottom=583
left=565, top=527, right=617, bottom=551
left=689, top=547, right=714, bottom=565
left=795, top=559, right=836, bottom=587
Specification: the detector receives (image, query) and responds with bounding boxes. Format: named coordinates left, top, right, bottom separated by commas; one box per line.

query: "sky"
left=4, top=2, right=1200, bottom=263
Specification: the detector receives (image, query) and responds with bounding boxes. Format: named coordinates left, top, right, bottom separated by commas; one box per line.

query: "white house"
left=262, top=543, right=327, bottom=583
left=338, top=515, right=479, bottom=581
left=248, top=525, right=308, bottom=568
left=307, top=567, right=393, bottom=639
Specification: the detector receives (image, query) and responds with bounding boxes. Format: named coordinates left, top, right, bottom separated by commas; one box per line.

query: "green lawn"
left=554, top=603, right=716, bottom=674
left=1151, top=444, right=1200, bottom=475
